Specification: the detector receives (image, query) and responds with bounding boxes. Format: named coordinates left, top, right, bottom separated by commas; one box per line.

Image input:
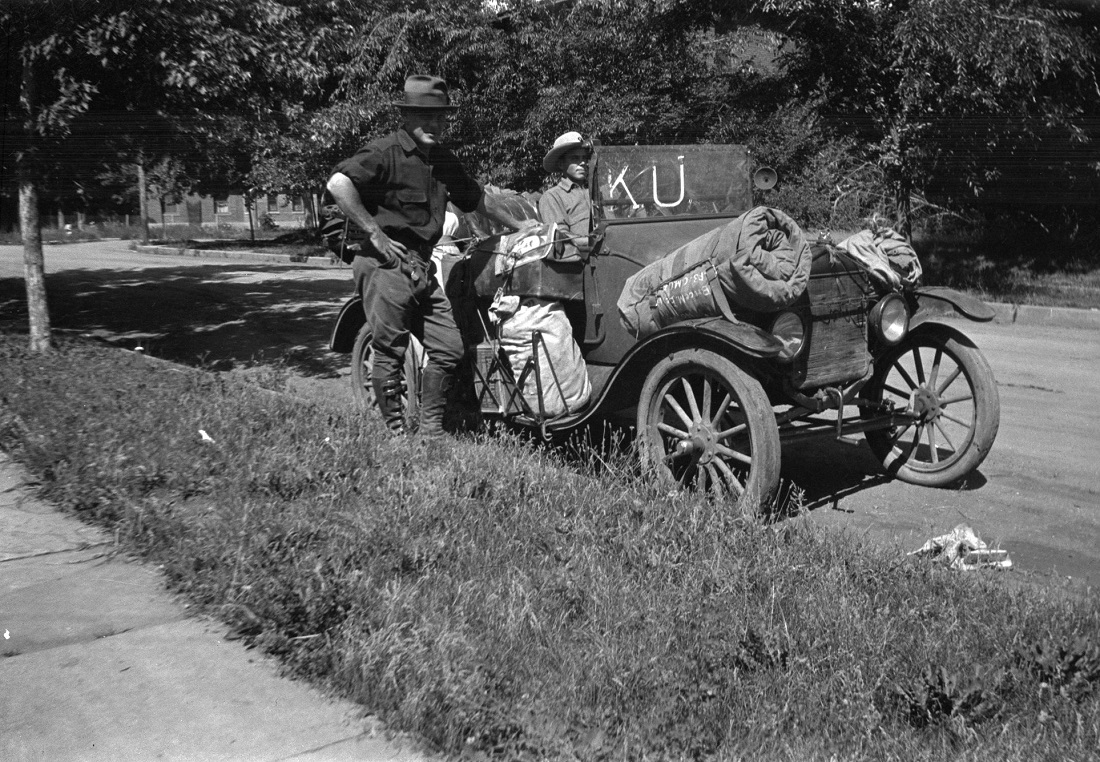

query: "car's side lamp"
left=870, top=294, right=909, bottom=345
left=770, top=311, right=807, bottom=361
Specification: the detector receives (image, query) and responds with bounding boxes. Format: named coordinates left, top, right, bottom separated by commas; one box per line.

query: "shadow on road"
left=0, top=264, right=354, bottom=379
left=783, top=436, right=989, bottom=512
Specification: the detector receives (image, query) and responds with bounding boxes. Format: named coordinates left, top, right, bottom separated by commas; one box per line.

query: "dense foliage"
left=5, top=0, right=1097, bottom=228
left=763, top=0, right=1100, bottom=232
left=2, top=0, right=313, bottom=208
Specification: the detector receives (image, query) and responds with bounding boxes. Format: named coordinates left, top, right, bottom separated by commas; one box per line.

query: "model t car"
left=329, top=144, right=1000, bottom=514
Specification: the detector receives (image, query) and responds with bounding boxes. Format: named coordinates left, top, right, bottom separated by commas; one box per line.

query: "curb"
left=133, top=243, right=345, bottom=269
left=985, top=302, right=1100, bottom=331
left=132, top=243, right=1099, bottom=331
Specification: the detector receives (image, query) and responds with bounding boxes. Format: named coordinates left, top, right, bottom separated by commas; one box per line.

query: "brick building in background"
left=145, top=192, right=318, bottom=234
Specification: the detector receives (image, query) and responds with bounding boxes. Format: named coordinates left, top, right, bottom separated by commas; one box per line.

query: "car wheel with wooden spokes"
left=637, top=349, right=780, bottom=515
left=861, top=324, right=1000, bottom=486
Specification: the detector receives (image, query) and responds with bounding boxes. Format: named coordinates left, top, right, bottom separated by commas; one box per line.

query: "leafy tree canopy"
left=2, top=0, right=339, bottom=206
left=4, top=0, right=1097, bottom=229
left=761, top=0, right=1100, bottom=228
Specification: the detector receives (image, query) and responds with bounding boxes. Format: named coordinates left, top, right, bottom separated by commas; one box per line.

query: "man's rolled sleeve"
left=333, top=149, right=384, bottom=202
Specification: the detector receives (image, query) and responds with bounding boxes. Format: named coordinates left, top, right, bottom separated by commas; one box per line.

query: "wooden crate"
left=791, top=271, right=873, bottom=390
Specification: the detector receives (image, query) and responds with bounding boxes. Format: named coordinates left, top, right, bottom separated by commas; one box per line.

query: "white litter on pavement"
left=909, top=524, right=1012, bottom=571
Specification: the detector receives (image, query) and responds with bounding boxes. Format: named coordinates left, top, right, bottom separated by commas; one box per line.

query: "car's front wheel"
left=636, top=349, right=781, bottom=515
left=861, top=324, right=1000, bottom=486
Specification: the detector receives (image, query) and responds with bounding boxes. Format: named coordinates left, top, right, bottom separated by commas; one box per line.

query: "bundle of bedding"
left=618, top=206, right=812, bottom=339
left=836, top=227, right=922, bottom=291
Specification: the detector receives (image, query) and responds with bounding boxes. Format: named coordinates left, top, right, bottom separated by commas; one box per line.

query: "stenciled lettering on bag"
left=660, top=268, right=713, bottom=309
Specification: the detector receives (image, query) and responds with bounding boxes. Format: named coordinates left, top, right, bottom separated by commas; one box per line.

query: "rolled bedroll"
left=617, top=206, right=812, bottom=338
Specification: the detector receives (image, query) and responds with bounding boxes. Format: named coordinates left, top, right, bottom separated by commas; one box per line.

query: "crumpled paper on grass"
left=909, top=523, right=1012, bottom=571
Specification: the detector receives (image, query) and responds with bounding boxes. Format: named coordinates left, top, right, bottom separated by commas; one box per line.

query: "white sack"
left=494, top=297, right=591, bottom=418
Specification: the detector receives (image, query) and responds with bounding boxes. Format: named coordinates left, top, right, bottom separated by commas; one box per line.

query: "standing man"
left=539, top=131, right=593, bottom=261
left=327, top=74, right=537, bottom=437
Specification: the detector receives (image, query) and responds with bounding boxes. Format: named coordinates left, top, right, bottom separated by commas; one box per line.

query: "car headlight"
left=870, top=293, right=909, bottom=345
left=770, top=310, right=806, bottom=361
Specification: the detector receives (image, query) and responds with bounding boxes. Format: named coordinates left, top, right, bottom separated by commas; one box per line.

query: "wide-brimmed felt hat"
left=391, top=74, right=458, bottom=110
left=543, top=131, right=592, bottom=172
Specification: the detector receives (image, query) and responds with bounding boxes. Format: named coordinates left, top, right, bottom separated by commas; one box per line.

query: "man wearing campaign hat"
left=327, top=74, right=538, bottom=437
left=539, top=131, right=593, bottom=261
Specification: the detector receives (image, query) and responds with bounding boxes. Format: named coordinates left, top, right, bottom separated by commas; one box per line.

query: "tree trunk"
left=138, top=159, right=149, bottom=244
left=20, top=179, right=52, bottom=352
left=308, top=193, right=319, bottom=231
left=19, top=53, right=52, bottom=352
left=246, top=193, right=255, bottom=241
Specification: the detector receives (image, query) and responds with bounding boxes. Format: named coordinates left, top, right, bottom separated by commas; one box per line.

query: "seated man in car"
left=539, top=131, right=593, bottom=261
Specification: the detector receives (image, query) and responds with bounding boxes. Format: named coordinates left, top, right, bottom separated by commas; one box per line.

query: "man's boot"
left=419, top=366, right=454, bottom=439
left=372, top=375, right=407, bottom=434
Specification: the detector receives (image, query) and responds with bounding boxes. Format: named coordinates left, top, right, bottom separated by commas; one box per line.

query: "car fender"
left=617, top=317, right=784, bottom=372
left=672, top=317, right=786, bottom=357
left=910, top=286, right=996, bottom=329
left=571, top=317, right=784, bottom=425
left=329, top=296, right=365, bottom=354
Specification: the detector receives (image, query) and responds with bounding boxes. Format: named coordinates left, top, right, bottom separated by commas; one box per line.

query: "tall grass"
left=1, top=333, right=1098, bottom=761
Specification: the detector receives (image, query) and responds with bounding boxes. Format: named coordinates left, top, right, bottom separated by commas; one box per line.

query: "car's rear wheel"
left=350, top=324, right=424, bottom=429
left=861, top=324, right=999, bottom=486
left=637, top=349, right=780, bottom=515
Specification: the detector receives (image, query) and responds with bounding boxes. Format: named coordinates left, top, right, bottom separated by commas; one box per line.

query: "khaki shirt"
left=538, top=178, right=591, bottom=260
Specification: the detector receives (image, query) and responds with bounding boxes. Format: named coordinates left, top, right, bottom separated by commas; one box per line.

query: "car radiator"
left=790, top=270, right=874, bottom=390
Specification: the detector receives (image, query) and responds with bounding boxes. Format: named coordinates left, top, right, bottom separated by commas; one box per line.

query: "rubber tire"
left=862, top=324, right=1000, bottom=487
left=350, top=324, right=423, bottom=429
left=637, top=348, right=781, bottom=515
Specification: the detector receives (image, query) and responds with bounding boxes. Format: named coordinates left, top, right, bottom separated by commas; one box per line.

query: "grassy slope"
left=1, top=334, right=1098, bottom=761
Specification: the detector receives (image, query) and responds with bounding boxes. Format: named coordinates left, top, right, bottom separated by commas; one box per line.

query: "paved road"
left=0, top=240, right=357, bottom=401
left=790, top=319, right=1100, bottom=587
left=2, top=240, right=1098, bottom=587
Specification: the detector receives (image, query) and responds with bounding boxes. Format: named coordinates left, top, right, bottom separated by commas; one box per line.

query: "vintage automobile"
left=329, top=144, right=1000, bottom=514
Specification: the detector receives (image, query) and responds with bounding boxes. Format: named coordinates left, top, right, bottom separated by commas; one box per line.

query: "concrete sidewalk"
left=0, top=453, right=430, bottom=762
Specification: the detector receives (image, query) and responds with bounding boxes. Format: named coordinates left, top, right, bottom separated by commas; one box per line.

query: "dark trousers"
left=353, top=253, right=464, bottom=404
